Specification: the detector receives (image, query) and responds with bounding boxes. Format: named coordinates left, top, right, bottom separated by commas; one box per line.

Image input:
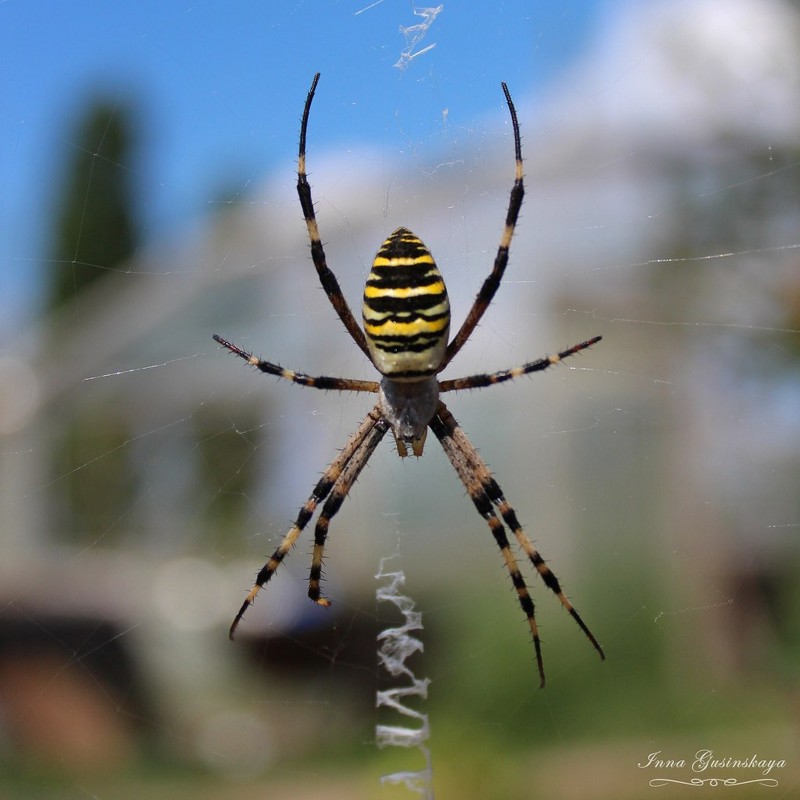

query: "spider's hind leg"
left=441, top=81, right=524, bottom=369
left=295, top=73, right=372, bottom=362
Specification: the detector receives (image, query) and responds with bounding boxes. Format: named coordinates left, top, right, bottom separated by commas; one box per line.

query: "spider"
left=214, top=73, right=604, bottom=686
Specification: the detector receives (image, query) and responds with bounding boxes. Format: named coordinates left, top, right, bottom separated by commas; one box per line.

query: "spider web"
left=2, top=1, right=800, bottom=798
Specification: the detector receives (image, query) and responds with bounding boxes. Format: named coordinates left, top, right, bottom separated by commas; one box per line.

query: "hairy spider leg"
left=439, top=336, right=603, bottom=393
left=430, top=401, right=604, bottom=686
left=307, top=415, right=391, bottom=605
left=296, top=73, right=372, bottom=361
left=428, top=404, right=545, bottom=684
left=228, top=406, right=384, bottom=639
left=212, top=334, right=379, bottom=394
left=441, top=82, right=525, bottom=369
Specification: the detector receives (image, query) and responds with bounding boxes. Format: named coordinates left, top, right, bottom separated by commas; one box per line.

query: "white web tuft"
left=394, top=5, right=444, bottom=71
left=375, top=557, right=434, bottom=798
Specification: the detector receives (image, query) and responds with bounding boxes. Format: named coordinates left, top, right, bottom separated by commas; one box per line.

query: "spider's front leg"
left=429, top=401, right=604, bottom=686
left=306, top=415, right=390, bottom=605
left=429, top=404, right=547, bottom=685
left=229, top=406, right=385, bottom=639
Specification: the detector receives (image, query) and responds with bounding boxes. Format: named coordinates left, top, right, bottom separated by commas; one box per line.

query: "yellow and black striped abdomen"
left=363, top=227, right=450, bottom=379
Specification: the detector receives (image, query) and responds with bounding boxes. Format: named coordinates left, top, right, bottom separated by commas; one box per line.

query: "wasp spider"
left=214, top=73, right=604, bottom=686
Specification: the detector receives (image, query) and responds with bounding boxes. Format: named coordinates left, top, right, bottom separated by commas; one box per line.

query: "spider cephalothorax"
left=214, top=73, right=604, bottom=686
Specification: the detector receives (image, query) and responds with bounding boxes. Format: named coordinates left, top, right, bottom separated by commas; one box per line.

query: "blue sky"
left=1, top=1, right=616, bottom=331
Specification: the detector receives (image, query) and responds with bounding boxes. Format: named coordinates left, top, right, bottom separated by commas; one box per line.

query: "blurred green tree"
left=47, top=99, right=138, bottom=309
left=46, top=98, right=140, bottom=544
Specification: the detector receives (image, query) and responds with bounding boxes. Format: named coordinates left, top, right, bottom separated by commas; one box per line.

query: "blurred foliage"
left=45, top=98, right=140, bottom=545
left=47, top=99, right=139, bottom=311
left=51, top=410, right=136, bottom=545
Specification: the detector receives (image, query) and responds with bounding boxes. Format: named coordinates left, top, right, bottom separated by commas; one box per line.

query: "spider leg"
left=213, top=334, right=379, bottom=393
left=439, top=336, right=602, bottom=393
left=441, top=82, right=524, bottom=370
left=431, top=401, right=604, bottom=685
left=229, top=405, right=384, bottom=639
left=487, top=480, right=605, bottom=663
left=429, top=402, right=546, bottom=686
left=438, top=402, right=605, bottom=660
left=296, top=73, right=373, bottom=363
left=307, top=415, right=391, bottom=605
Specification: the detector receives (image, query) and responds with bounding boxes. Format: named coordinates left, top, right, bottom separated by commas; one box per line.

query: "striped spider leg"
left=440, top=81, right=525, bottom=370
left=212, top=334, right=383, bottom=639
left=295, top=72, right=372, bottom=363
left=213, top=73, right=604, bottom=684
left=430, top=396, right=604, bottom=688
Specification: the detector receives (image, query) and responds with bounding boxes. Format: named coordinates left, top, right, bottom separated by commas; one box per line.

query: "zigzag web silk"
left=375, top=556, right=434, bottom=799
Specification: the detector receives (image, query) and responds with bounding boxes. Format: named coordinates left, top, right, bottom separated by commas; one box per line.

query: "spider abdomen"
left=363, top=227, right=450, bottom=380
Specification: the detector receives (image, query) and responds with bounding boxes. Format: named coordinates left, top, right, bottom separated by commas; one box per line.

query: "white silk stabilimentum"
left=375, top=558, right=433, bottom=799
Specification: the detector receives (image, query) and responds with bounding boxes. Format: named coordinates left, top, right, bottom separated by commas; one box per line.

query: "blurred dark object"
left=0, top=614, right=153, bottom=771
